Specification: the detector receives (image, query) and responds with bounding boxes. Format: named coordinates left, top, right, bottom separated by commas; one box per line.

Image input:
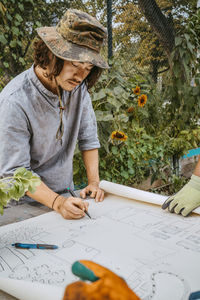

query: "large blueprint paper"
left=0, top=182, right=200, bottom=299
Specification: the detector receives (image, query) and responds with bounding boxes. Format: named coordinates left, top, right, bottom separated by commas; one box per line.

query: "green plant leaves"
left=93, top=90, right=106, bottom=101
left=95, top=110, right=114, bottom=122
left=0, top=168, right=41, bottom=215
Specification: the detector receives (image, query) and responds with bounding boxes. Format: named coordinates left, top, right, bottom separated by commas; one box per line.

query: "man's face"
left=55, top=60, right=94, bottom=91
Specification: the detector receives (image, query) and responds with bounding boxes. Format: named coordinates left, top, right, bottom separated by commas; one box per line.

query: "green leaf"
left=15, top=14, right=23, bottom=23
left=6, top=13, right=12, bottom=21
left=14, top=167, right=29, bottom=177
left=118, top=114, right=129, bottom=123
left=12, top=53, right=17, bottom=59
left=92, top=90, right=106, bottom=101
left=12, top=27, right=20, bottom=36
left=10, top=40, right=17, bottom=48
left=0, top=168, right=41, bottom=213
left=36, top=21, right=42, bottom=27
left=113, top=86, right=124, bottom=95
left=121, top=171, right=129, bottom=179
left=107, top=97, right=122, bottom=110
left=0, top=34, right=7, bottom=45
left=112, top=146, right=118, bottom=155
left=18, top=3, right=24, bottom=11
left=187, top=42, right=194, bottom=53
left=19, top=57, right=26, bottom=65
left=95, top=110, right=113, bottom=121
left=14, top=21, right=20, bottom=26
left=175, top=37, right=182, bottom=46
left=184, top=33, right=190, bottom=42
left=3, top=62, right=9, bottom=68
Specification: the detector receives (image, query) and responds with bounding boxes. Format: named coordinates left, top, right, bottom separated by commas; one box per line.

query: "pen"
left=67, top=187, right=92, bottom=219
left=12, top=243, right=58, bottom=249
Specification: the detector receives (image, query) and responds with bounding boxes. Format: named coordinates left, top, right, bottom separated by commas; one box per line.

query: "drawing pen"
left=67, top=187, right=92, bottom=219
left=12, top=243, right=58, bottom=249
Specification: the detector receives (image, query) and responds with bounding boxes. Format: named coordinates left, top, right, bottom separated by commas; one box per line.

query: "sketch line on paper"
left=0, top=247, right=26, bottom=271
left=148, top=271, right=191, bottom=300
left=8, top=260, right=70, bottom=285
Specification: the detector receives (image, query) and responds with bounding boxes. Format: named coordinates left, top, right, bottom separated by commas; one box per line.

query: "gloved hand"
left=63, top=260, right=140, bottom=300
left=162, top=175, right=200, bottom=216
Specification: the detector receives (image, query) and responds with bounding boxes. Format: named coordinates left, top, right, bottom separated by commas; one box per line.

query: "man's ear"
left=47, top=51, right=57, bottom=77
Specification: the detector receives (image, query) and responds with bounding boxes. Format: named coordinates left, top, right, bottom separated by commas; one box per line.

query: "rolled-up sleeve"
left=78, top=90, right=100, bottom=151
left=0, top=99, right=32, bottom=176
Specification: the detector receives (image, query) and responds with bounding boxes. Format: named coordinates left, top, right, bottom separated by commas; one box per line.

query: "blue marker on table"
left=12, top=243, right=58, bottom=249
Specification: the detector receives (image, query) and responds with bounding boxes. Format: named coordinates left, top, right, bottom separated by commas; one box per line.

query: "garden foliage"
left=74, top=10, right=200, bottom=192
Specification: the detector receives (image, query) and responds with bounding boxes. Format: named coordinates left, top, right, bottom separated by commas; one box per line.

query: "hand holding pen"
left=52, top=190, right=89, bottom=220
left=67, top=188, right=91, bottom=219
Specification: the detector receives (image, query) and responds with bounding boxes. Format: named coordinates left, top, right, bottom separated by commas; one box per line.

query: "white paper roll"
left=99, top=180, right=200, bottom=215
left=0, top=278, right=64, bottom=300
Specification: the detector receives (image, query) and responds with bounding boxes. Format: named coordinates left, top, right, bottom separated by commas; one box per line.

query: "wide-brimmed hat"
left=36, top=9, right=109, bottom=69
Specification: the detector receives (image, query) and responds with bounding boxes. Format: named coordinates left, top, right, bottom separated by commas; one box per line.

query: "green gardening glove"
left=162, top=175, right=200, bottom=217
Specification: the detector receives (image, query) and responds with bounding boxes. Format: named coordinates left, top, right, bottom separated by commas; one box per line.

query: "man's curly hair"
left=33, top=39, right=102, bottom=90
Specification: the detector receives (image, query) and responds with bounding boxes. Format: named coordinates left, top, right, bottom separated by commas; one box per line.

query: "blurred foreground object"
left=63, top=260, right=140, bottom=300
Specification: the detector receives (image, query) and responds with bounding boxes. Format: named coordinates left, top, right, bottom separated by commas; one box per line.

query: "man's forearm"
left=26, top=181, right=59, bottom=210
left=82, top=149, right=100, bottom=184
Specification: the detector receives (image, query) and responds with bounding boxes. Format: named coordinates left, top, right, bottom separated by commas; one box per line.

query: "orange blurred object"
left=63, top=260, right=140, bottom=300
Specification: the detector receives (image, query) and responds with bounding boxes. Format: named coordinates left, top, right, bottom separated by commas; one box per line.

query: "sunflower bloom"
left=138, top=94, right=147, bottom=107
left=132, top=86, right=141, bottom=95
left=111, top=130, right=128, bottom=142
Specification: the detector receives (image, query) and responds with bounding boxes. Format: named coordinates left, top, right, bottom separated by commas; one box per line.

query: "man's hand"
left=63, top=260, right=140, bottom=300
left=80, top=181, right=104, bottom=202
left=54, top=196, right=89, bottom=219
left=162, top=175, right=200, bottom=216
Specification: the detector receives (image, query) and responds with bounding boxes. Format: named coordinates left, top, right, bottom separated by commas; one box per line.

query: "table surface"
left=0, top=200, right=52, bottom=299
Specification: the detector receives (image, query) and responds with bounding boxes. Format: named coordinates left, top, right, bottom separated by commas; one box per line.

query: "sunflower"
left=138, top=94, right=147, bottom=107
left=132, top=86, right=141, bottom=95
left=111, top=130, right=128, bottom=142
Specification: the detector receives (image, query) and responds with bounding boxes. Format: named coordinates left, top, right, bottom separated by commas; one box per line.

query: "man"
left=162, top=157, right=200, bottom=216
left=0, top=9, right=109, bottom=219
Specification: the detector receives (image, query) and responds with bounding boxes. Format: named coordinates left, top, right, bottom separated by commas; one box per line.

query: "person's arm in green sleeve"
left=162, top=156, right=200, bottom=216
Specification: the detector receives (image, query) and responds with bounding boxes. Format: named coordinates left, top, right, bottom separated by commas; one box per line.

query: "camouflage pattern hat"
left=36, top=9, right=109, bottom=69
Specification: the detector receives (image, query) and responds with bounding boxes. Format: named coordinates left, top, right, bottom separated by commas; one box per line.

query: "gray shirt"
left=0, top=65, right=100, bottom=193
